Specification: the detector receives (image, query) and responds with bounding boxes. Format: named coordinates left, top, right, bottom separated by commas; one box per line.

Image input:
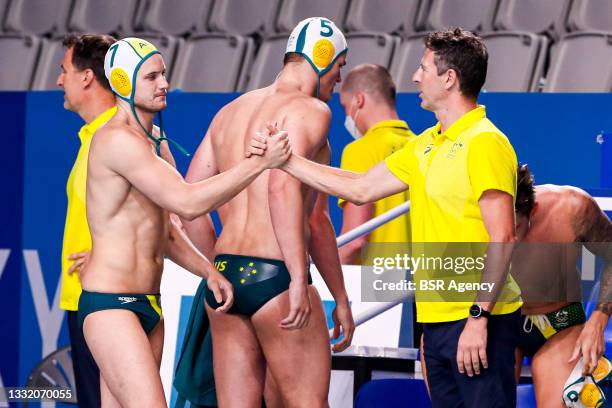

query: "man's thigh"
left=423, top=321, right=464, bottom=408
left=423, top=311, right=520, bottom=408
left=252, top=286, right=331, bottom=408
left=206, top=302, right=266, bottom=408
left=67, top=310, right=100, bottom=408
left=453, top=311, right=520, bottom=408
left=532, top=324, right=583, bottom=408
left=83, top=309, right=166, bottom=408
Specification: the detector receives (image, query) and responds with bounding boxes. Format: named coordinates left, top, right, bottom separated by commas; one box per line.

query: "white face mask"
left=344, top=98, right=362, bottom=139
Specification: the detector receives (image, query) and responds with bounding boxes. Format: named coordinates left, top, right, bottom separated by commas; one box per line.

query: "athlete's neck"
left=78, top=91, right=116, bottom=124
left=275, top=64, right=318, bottom=97
left=434, top=95, right=478, bottom=133
left=117, top=100, right=156, bottom=137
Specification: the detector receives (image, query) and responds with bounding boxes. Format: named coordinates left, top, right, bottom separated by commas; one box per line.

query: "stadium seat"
left=517, top=384, right=537, bottom=408
left=423, top=0, right=499, bottom=32
left=68, top=0, right=140, bottom=34
left=482, top=31, right=548, bottom=91
left=544, top=32, right=612, bottom=92
left=135, top=0, right=212, bottom=35
left=493, top=0, right=572, bottom=38
left=171, top=34, right=253, bottom=92
left=345, top=0, right=419, bottom=34
left=24, top=346, right=77, bottom=405
left=0, top=0, right=10, bottom=32
left=567, top=0, right=612, bottom=33
left=275, top=0, right=349, bottom=33
left=344, top=32, right=397, bottom=74
left=3, top=0, right=72, bottom=35
left=389, top=34, right=425, bottom=92
left=0, top=34, right=41, bottom=90
left=355, top=378, right=431, bottom=408
left=31, top=37, right=65, bottom=90
left=244, top=34, right=287, bottom=91
left=208, top=0, right=279, bottom=35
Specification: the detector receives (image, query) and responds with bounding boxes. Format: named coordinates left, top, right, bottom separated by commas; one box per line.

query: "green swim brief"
left=518, top=302, right=586, bottom=357
left=78, top=290, right=162, bottom=334
left=206, top=253, right=312, bottom=316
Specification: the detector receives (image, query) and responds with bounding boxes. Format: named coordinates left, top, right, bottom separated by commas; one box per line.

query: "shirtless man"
left=181, top=18, right=355, bottom=407
left=513, top=165, right=612, bottom=407
left=79, top=38, right=290, bottom=407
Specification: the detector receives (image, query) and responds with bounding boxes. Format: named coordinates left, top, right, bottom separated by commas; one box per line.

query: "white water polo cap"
left=104, top=37, right=160, bottom=102
left=285, top=17, right=348, bottom=77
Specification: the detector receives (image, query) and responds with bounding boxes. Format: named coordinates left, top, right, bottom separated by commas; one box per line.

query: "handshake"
left=245, top=122, right=291, bottom=168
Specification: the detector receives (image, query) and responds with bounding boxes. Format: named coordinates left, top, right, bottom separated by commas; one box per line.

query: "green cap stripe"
left=295, top=22, right=310, bottom=54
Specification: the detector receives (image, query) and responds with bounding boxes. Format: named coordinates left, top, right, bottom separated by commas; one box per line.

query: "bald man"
left=338, top=64, right=415, bottom=264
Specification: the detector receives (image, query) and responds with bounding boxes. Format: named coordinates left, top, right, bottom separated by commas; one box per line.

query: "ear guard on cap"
left=104, top=38, right=189, bottom=157
left=285, top=17, right=348, bottom=97
left=104, top=38, right=159, bottom=102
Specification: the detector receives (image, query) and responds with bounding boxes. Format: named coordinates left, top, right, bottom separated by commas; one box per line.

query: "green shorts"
left=78, top=290, right=163, bottom=334
left=518, top=302, right=586, bottom=357
left=206, top=254, right=312, bottom=316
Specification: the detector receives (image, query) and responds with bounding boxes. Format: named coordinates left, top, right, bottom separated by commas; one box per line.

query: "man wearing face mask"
left=338, top=64, right=415, bottom=264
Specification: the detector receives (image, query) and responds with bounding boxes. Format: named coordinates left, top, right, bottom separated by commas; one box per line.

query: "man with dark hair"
left=255, top=27, right=522, bottom=407
left=181, top=18, right=354, bottom=407
left=57, top=33, right=117, bottom=408
left=337, top=64, right=415, bottom=264
left=513, top=165, right=612, bottom=407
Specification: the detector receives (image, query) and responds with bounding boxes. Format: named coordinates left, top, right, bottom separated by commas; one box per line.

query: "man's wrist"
left=469, top=304, right=491, bottom=320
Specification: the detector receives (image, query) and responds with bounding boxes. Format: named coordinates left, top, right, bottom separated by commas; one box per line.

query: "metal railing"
left=333, top=196, right=612, bottom=330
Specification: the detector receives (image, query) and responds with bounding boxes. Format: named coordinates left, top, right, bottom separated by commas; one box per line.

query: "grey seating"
left=31, top=37, right=65, bottom=90
left=544, top=32, right=612, bottom=92
left=136, top=0, right=212, bottom=35
left=424, top=0, right=500, bottom=32
left=567, top=0, right=612, bottom=32
left=494, top=0, right=572, bottom=38
left=3, top=0, right=72, bottom=35
left=245, top=34, right=287, bottom=90
left=345, top=0, right=420, bottom=34
left=23, top=347, right=77, bottom=406
left=343, top=32, right=397, bottom=74
left=0, top=34, right=41, bottom=90
left=389, top=34, right=425, bottom=92
left=171, top=34, right=253, bottom=92
left=208, top=0, right=279, bottom=35
left=0, top=0, right=10, bottom=32
left=275, top=0, right=349, bottom=33
left=481, top=31, right=548, bottom=91
left=68, top=0, right=140, bottom=34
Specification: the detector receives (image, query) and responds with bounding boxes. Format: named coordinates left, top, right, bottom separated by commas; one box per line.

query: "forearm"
left=596, top=261, right=612, bottom=315
left=283, top=155, right=368, bottom=204
left=309, top=215, right=349, bottom=303
left=476, top=238, right=516, bottom=311
left=181, top=215, right=217, bottom=261
left=269, top=179, right=308, bottom=284
left=166, top=219, right=216, bottom=279
left=185, top=157, right=265, bottom=220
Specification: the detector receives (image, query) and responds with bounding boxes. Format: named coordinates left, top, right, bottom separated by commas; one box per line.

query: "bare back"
left=84, top=110, right=174, bottom=293
left=209, top=86, right=330, bottom=259
left=514, top=185, right=593, bottom=314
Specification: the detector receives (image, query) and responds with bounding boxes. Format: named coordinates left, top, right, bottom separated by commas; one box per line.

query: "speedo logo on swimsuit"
left=118, top=296, right=138, bottom=304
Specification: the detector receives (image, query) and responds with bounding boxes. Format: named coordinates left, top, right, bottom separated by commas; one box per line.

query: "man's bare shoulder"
left=93, top=119, right=153, bottom=163
left=536, top=184, right=605, bottom=235
left=536, top=184, right=593, bottom=210
left=284, top=94, right=331, bottom=121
